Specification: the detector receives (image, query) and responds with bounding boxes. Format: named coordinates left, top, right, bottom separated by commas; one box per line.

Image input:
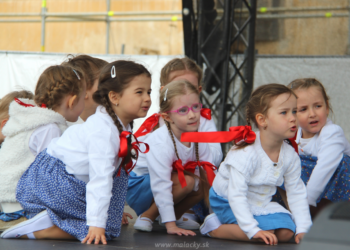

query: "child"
left=0, top=66, right=85, bottom=222
left=1, top=60, right=152, bottom=245
left=289, top=78, right=350, bottom=217
left=127, top=80, right=217, bottom=236
left=62, top=54, right=108, bottom=124
left=197, top=84, right=312, bottom=245
left=136, top=57, right=223, bottom=167
left=0, top=90, right=34, bottom=229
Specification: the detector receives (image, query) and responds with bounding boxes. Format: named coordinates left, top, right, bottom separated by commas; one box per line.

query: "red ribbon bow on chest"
left=134, top=113, right=160, bottom=138
left=200, top=108, right=211, bottom=120
left=181, top=125, right=256, bottom=144
left=117, top=131, right=150, bottom=176
left=172, top=159, right=217, bottom=188
left=14, top=98, right=46, bottom=108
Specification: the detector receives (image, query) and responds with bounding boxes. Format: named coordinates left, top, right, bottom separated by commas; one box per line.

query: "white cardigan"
left=133, top=125, right=214, bottom=223
left=295, top=119, right=350, bottom=206
left=0, top=99, right=67, bottom=208
left=213, top=132, right=312, bottom=239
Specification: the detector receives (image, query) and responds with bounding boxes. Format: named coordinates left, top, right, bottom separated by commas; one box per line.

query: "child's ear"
left=1, top=118, right=9, bottom=129
left=255, top=113, right=267, bottom=129
left=108, top=91, right=121, bottom=106
left=68, top=95, right=77, bottom=109
left=161, top=112, right=173, bottom=124
left=198, top=86, right=202, bottom=93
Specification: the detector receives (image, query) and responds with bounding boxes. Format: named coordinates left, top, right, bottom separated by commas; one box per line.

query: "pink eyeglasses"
left=166, top=103, right=202, bottom=115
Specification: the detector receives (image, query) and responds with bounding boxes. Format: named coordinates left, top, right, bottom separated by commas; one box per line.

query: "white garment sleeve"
left=147, top=143, right=176, bottom=223
left=284, top=154, right=312, bottom=234
left=85, top=128, right=118, bottom=228
left=307, top=125, right=346, bottom=206
left=200, top=118, right=223, bottom=167
left=228, top=167, right=261, bottom=239
left=29, top=123, right=62, bottom=156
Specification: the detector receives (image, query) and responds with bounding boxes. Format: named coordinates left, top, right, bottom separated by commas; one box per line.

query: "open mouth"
left=188, top=121, right=198, bottom=126
left=142, top=106, right=150, bottom=111
left=290, top=126, right=296, bottom=131
left=310, top=120, right=318, bottom=126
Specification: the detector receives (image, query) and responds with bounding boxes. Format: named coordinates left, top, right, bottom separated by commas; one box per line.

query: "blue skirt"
left=300, top=154, right=350, bottom=203
left=209, top=188, right=296, bottom=233
left=16, top=150, right=128, bottom=241
left=126, top=172, right=153, bottom=216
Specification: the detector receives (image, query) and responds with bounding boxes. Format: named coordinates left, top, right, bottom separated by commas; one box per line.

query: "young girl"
left=62, top=54, right=108, bottom=124
left=0, top=66, right=85, bottom=223
left=0, top=61, right=152, bottom=244
left=0, top=90, right=34, bottom=229
left=194, top=84, right=312, bottom=245
left=127, top=80, right=217, bottom=235
left=289, top=78, right=350, bottom=217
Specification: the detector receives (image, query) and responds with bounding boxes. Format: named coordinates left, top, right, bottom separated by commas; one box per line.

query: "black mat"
left=0, top=223, right=299, bottom=250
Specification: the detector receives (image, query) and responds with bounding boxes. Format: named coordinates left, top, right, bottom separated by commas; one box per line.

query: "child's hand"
left=122, top=212, right=133, bottom=225
left=165, top=221, right=196, bottom=236
left=295, top=233, right=305, bottom=244
left=81, top=226, right=107, bottom=245
left=253, top=230, right=278, bottom=245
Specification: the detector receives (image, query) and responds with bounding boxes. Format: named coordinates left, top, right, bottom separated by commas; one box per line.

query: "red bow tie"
left=117, top=131, right=149, bottom=176
left=172, top=159, right=217, bottom=188
left=181, top=125, right=256, bottom=144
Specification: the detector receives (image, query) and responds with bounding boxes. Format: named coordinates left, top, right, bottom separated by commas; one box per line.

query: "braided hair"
left=93, top=60, right=151, bottom=172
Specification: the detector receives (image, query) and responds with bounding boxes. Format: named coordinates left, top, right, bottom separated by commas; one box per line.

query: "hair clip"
left=111, top=65, right=116, bottom=78
left=164, top=88, right=168, bottom=101
left=290, top=82, right=294, bottom=89
left=72, top=69, right=80, bottom=80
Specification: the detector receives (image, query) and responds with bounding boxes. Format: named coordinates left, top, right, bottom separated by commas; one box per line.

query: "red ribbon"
left=134, top=113, right=161, bottom=138
left=287, top=132, right=298, bottom=154
left=117, top=131, right=150, bottom=176
left=14, top=98, right=46, bottom=108
left=172, top=160, right=217, bottom=188
left=200, top=108, right=211, bottom=120
left=181, top=125, right=256, bottom=144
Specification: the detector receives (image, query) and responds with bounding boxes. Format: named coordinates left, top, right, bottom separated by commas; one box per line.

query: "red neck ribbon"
left=200, top=108, right=211, bottom=120
left=172, top=160, right=217, bottom=188
left=288, top=132, right=298, bottom=154
left=134, top=113, right=160, bottom=138
left=181, top=125, right=256, bottom=144
left=14, top=98, right=46, bottom=108
left=117, top=131, right=150, bottom=176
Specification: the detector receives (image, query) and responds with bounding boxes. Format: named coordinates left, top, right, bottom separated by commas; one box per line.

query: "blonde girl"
left=1, top=61, right=152, bottom=245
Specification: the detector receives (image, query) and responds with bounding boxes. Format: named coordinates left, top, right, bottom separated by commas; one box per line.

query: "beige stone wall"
left=0, top=0, right=349, bottom=55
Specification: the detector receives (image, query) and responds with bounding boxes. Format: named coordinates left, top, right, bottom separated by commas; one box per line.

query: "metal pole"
left=41, top=0, right=46, bottom=52
left=106, top=0, right=111, bottom=54
left=348, top=0, right=350, bottom=54
left=197, top=0, right=203, bottom=67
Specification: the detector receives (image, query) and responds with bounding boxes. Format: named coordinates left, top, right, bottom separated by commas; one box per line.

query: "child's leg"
left=27, top=225, right=76, bottom=240
left=274, top=228, right=294, bottom=242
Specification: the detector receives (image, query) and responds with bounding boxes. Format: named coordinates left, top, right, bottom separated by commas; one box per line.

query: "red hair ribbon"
left=181, top=125, right=256, bottom=144
left=117, top=131, right=150, bottom=176
left=134, top=113, right=161, bottom=138
left=14, top=98, right=46, bottom=108
left=200, top=108, right=211, bottom=120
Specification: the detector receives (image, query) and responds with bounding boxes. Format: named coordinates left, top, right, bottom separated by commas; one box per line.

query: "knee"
left=276, top=229, right=294, bottom=242
left=183, top=175, right=195, bottom=193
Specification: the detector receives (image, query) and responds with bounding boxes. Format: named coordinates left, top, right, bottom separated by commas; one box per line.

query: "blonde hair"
left=0, top=90, right=34, bottom=121
left=288, top=78, right=332, bottom=113
left=34, top=65, right=85, bottom=110
left=160, top=57, right=203, bottom=87
left=236, top=83, right=297, bottom=150
left=160, top=80, right=209, bottom=205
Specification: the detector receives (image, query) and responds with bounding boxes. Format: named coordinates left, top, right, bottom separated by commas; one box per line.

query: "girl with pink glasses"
left=126, top=80, right=217, bottom=236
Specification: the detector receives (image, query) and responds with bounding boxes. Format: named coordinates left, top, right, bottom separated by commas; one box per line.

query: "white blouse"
left=295, top=119, right=350, bottom=206
left=137, top=113, right=223, bottom=167
left=47, top=106, right=130, bottom=229
left=29, top=123, right=62, bottom=156
left=213, top=132, right=312, bottom=239
left=133, top=125, right=214, bottom=223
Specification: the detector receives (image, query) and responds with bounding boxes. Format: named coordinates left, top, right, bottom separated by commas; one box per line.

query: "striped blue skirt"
left=209, top=188, right=296, bottom=233
left=16, top=150, right=128, bottom=241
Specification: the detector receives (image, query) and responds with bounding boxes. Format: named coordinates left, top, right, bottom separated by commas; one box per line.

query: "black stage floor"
left=0, top=207, right=299, bottom=250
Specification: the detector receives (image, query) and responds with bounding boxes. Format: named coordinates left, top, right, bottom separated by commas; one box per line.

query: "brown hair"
left=93, top=60, right=151, bottom=173
left=159, top=80, right=209, bottom=205
left=0, top=90, right=34, bottom=120
left=160, top=57, right=203, bottom=87
left=236, top=83, right=297, bottom=149
left=288, top=78, right=332, bottom=112
left=62, top=54, right=108, bottom=90
left=34, top=65, right=85, bottom=110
